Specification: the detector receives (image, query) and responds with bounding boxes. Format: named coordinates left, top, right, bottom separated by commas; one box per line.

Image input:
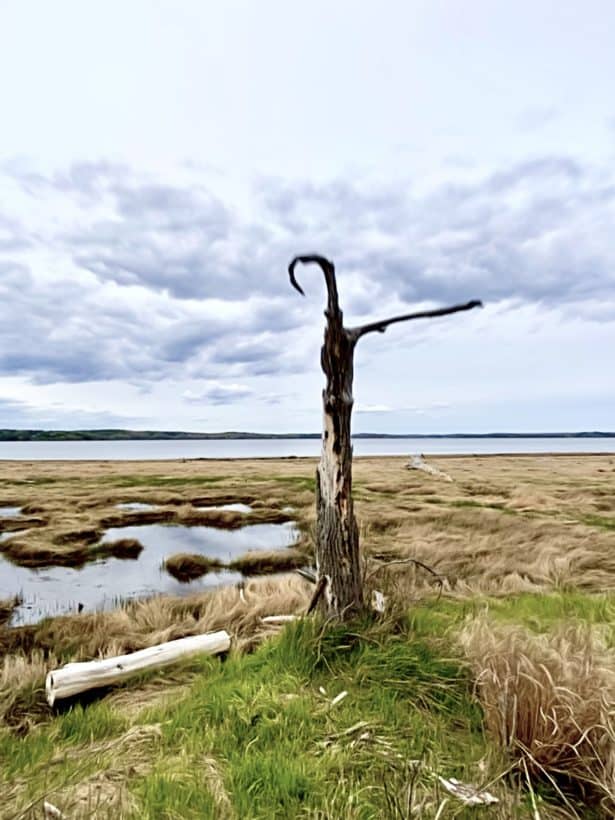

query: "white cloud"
left=1, top=2, right=614, bottom=432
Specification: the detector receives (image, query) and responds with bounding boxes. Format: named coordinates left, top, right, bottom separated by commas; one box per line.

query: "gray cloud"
left=0, top=396, right=142, bottom=429
left=182, top=384, right=253, bottom=405
left=1, top=155, right=614, bottom=390
left=0, top=214, right=33, bottom=252
left=0, top=267, right=299, bottom=384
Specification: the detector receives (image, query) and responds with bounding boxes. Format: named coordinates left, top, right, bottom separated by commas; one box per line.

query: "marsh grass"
left=99, top=538, right=144, bottom=559
left=0, top=613, right=495, bottom=819
left=0, top=594, right=20, bottom=626
left=461, top=616, right=615, bottom=813
left=1, top=481, right=305, bottom=569
left=228, top=548, right=307, bottom=575
left=4, top=454, right=614, bottom=588
left=4, top=590, right=615, bottom=816
left=164, top=552, right=224, bottom=581
left=2, top=455, right=615, bottom=816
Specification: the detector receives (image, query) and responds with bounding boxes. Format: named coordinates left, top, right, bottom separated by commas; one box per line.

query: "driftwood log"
left=289, top=255, right=481, bottom=618
left=45, top=630, right=231, bottom=706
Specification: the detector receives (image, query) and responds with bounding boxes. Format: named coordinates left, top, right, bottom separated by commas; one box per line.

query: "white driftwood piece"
left=46, top=630, right=231, bottom=706
left=261, top=614, right=298, bottom=624
left=407, top=455, right=453, bottom=482
left=43, top=802, right=66, bottom=820
left=371, top=589, right=386, bottom=614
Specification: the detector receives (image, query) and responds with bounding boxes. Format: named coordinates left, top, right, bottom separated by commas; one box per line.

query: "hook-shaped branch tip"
left=287, top=255, right=339, bottom=314
left=288, top=259, right=306, bottom=296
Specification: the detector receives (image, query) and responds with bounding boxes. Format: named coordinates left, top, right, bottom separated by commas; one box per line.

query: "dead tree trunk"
left=289, top=254, right=481, bottom=619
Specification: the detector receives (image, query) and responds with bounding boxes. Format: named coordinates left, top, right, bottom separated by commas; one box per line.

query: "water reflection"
left=0, top=507, right=22, bottom=517
left=194, top=503, right=252, bottom=514
left=115, top=502, right=159, bottom=511
left=1, top=521, right=299, bottom=626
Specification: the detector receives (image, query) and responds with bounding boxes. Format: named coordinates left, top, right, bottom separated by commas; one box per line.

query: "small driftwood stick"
left=261, top=615, right=298, bottom=624
left=45, top=630, right=231, bottom=706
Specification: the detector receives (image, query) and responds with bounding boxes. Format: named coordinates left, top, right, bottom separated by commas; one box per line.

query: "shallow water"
left=115, top=502, right=159, bottom=511
left=0, top=507, right=22, bottom=517
left=0, top=521, right=299, bottom=626
left=195, top=503, right=252, bottom=514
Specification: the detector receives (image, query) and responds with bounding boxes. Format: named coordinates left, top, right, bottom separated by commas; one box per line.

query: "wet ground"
left=1, top=520, right=299, bottom=626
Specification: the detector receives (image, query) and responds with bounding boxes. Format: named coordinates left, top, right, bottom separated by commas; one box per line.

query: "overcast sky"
left=1, top=0, right=614, bottom=433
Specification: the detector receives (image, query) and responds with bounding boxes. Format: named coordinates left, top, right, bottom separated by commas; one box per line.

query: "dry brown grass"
left=0, top=595, right=20, bottom=626
left=3, top=453, right=614, bottom=583
left=97, top=538, right=144, bottom=560
left=6, top=724, right=163, bottom=819
left=0, top=649, right=60, bottom=733
left=461, top=617, right=615, bottom=812
left=164, top=552, right=223, bottom=581
left=350, top=455, right=615, bottom=596
left=2, top=453, right=615, bottom=750
left=0, top=574, right=312, bottom=729
left=228, top=547, right=307, bottom=575
left=0, top=459, right=310, bottom=568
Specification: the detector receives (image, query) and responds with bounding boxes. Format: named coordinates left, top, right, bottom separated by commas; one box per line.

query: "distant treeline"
left=0, top=430, right=318, bottom=441
left=1, top=429, right=614, bottom=442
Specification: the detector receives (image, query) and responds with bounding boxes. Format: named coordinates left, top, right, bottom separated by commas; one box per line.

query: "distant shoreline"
left=1, top=430, right=614, bottom=442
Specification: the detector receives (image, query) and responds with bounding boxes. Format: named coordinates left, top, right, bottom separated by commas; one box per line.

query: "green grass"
left=582, top=513, right=615, bottom=531
left=270, top=475, right=317, bottom=493
left=408, top=591, right=615, bottom=639
left=1, top=614, right=491, bottom=818
left=4, top=593, right=614, bottom=817
left=135, top=618, right=488, bottom=818
left=109, top=476, right=225, bottom=488
left=0, top=476, right=59, bottom=486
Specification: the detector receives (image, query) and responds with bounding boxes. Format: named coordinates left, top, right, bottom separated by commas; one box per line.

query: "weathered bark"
left=316, top=313, right=362, bottom=616
left=289, top=254, right=481, bottom=619
left=290, top=255, right=362, bottom=616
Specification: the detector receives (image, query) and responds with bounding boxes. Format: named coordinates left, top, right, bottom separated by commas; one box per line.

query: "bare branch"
left=288, top=255, right=340, bottom=315
left=295, top=567, right=317, bottom=584
left=367, top=557, right=445, bottom=601
left=348, top=299, right=482, bottom=342
left=306, top=575, right=328, bottom=615
left=367, top=556, right=444, bottom=586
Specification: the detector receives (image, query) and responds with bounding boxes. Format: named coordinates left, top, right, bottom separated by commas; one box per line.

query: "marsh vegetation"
left=1, top=454, right=615, bottom=816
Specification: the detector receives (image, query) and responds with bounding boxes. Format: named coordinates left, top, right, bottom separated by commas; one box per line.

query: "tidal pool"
left=0, top=520, right=299, bottom=626
left=194, top=503, right=253, bottom=514
left=115, top=502, right=159, bottom=511
left=0, top=507, right=22, bottom=517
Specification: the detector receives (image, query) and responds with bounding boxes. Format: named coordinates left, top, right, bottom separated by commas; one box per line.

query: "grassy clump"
left=164, top=552, right=224, bottom=581
left=99, top=538, right=145, bottom=559
left=228, top=548, right=307, bottom=575
left=0, top=595, right=20, bottom=627
left=461, top=615, right=615, bottom=811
